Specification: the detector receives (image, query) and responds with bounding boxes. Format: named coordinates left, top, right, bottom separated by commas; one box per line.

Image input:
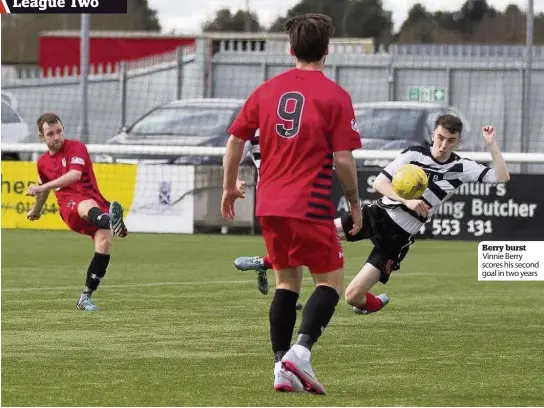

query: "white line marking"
left=1, top=271, right=429, bottom=294
left=1, top=279, right=261, bottom=293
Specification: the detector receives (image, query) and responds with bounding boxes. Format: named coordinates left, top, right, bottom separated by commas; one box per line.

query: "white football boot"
left=281, top=346, right=326, bottom=394
left=274, top=363, right=305, bottom=392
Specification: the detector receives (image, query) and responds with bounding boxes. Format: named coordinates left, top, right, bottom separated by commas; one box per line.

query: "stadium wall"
left=4, top=39, right=544, bottom=172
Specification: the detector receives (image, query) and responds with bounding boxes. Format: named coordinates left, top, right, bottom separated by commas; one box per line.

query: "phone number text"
left=420, top=219, right=493, bottom=237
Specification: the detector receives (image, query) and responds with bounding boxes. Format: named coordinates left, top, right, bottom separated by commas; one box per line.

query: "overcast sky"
left=151, top=0, right=544, bottom=33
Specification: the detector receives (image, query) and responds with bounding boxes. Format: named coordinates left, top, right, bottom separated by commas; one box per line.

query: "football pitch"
left=2, top=230, right=543, bottom=406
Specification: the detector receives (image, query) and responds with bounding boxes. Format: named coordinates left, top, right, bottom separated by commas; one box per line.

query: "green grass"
left=2, top=230, right=543, bottom=406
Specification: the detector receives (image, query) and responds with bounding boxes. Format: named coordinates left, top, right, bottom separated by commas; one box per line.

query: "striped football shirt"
left=376, top=145, right=498, bottom=235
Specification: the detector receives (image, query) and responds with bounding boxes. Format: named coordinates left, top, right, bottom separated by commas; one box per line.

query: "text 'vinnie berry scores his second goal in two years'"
left=478, top=242, right=543, bottom=281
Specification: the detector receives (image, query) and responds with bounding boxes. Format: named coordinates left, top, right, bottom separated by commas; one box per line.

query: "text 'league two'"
left=0, top=0, right=127, bottom=13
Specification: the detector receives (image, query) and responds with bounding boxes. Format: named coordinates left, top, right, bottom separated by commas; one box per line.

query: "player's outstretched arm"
left=482, top=125, right=510, bottom=183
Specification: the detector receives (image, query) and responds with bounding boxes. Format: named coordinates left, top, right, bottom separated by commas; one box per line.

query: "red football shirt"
left=228, top=68, right=362, bottom=223
left=37, top=139, right=108, bottom=208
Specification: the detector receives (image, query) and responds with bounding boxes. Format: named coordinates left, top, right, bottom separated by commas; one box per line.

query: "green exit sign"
left=408, top=86, right=447, bottom=102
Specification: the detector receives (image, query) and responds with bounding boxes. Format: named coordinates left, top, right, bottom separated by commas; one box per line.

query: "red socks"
left=363, top=292, right=383, bottom=312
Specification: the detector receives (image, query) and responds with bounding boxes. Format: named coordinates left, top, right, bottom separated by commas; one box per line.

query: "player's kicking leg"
left=82, top=199, right=128, bottom=238
left=335, top=215, right=390, bottom=315
left=344, top=263, right=389, bottom=315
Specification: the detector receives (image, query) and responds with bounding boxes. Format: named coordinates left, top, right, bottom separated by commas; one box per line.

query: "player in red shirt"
left=221, top=14, right=362, bottom=394
left=25, top=113, right=128, bottom=312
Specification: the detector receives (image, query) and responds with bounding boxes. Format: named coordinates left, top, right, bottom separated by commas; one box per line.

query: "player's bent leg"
left=78, top=199, right=112, bottom=232
left=77, top=199, right=101, bottom=221
left=233, top=255, right=272, bottom=271
left=344, top=263, right=380, bottom=306
left=270, top=267, right=303, bottom=392
left=76, top=230, right=112, bottom=312
left=233, top=255, right=269, bottom=295
left=351, top=293, right=389, bottom=315
left=345, top=262, right=389, bottom=315
left=234, top=256, right=266, bottom=271
left=77, top=199, right=127, bottom=237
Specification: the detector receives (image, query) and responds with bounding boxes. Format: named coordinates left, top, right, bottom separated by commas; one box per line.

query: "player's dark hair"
left=37, top=112, right=63, bottom=136
left=434, top=114, right=463, bottom=135
left=284, top=13, right=334, bottom=63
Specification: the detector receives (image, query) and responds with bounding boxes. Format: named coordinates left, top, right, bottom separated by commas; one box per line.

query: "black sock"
left=84, top=252, right=110, bottom=294
left=296, top=285, right=340, bottom=351
left=87, top=207, right=110, bottom=229
left=269, top=288, right=299, bottom=363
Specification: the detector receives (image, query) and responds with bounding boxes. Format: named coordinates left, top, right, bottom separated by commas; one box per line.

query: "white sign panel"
left=125, top=165, right=194, bottom=234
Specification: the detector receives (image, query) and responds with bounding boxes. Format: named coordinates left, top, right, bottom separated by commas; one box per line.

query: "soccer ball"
left=391, top=164, right=428, bottom=200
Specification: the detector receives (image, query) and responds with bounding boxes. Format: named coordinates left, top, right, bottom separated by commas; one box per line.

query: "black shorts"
left=340, top=202, right=414, bottom=284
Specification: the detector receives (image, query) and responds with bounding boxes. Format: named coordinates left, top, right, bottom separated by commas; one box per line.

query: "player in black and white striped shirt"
left=368, top=135, right=498, bottom=236
left=235, top=114, right=510, bottom=316
left=339, top=115, right=510, bottom=314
